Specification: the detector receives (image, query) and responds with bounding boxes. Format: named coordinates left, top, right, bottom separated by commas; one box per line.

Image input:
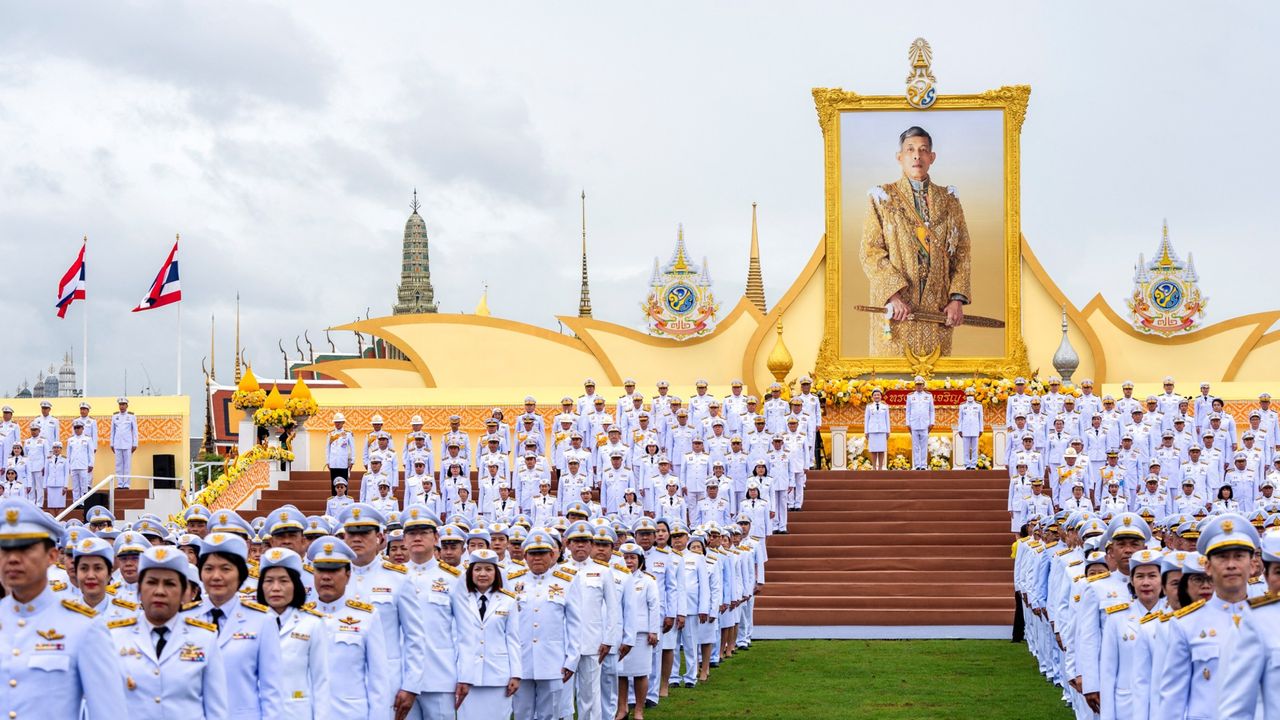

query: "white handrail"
left=57, top=474, right=116, bottom=521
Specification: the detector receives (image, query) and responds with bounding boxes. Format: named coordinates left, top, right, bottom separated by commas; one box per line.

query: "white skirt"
left=696, top=616, right=719, bottom=645
left=619, top=640, right=655, bottom=677
left=867, top=432, right=888, bottom=453
left=661, top=625, right=678, bottom=650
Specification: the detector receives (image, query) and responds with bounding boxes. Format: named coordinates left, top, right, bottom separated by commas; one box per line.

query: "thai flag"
left=55, top=239, right=86, bottom=318
left=132, top=237, right=182, bottom=312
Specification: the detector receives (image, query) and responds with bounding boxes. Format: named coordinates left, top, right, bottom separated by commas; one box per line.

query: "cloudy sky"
left=1, top=1, right=1275, bottom=405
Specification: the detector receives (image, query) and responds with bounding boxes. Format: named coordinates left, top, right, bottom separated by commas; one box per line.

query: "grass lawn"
left=641, top=639, right=1071, bottom=720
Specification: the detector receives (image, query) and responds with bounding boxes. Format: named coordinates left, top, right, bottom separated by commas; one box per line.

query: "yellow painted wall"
left=1085, top=309, right=1256, bottom=383
left=1020, top=255, right=1096, bottom=381
left=4, top=396, right=190, bottom=489
left=331, top=365, right=428, bottom=389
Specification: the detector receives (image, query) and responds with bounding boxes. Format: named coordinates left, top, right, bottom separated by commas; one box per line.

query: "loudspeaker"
left=153, top=454, right=177, bottom=489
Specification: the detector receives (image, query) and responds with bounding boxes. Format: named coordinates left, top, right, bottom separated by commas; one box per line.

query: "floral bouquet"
left=285, top=397, right=318, bottom=419
left=927, top=435, right=953, bottom=470
left=253, top=407, right=293, bottom=428
left=888, top=453, right=912, bottom=471
left=232, top=389, right=266, bottom=410
left=975, top=453, right=993, bottom=470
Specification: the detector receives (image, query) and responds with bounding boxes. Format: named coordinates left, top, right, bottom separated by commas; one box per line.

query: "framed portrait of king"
left=813, top=85, right=1032, bottom=379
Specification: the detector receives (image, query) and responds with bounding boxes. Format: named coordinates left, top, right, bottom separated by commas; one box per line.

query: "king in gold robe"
left=861, top=174, right=972, bottom=356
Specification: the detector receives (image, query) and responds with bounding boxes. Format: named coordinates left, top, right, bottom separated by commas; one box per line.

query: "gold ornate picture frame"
left=813, top=85, right=1032, bottom=380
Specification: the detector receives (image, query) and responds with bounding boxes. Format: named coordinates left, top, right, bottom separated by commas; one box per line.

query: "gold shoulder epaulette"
left=510, top=558, right=526, bottom=567
left=1105, top=602, right=1130, bottom=615
left=1045, top=541, right=1059, bottom=549
left=1248, top=592, right=1280, bottom=610
left=1175, top=599, right=1206, bottom=618
left=1067, top=560, right=1083, bottom=567
left=241, top=600, right=270, bottom=613
left=645, top=571, right=656, bottom=580
left=439, top=562, right=461, bottom=577
left=303, top=563, right=315, bottom=574
left=107, top=617, right=136, bottom=629
left=1140, top=611, right=1160, bottom=624
left=301, top=601, right=317, bottom=611
left=185, top=617, right=218, bottom=632
left=499, top=588, right=517, bottom=599
left=61, top=599, right=96, bottom=618
left=1055, top=547, right=1072, bottom=557
left=656, top=547, right=669, bottom=554
left=1160, top=611, right=1174, bottom=622
left=181, top=600, right=201, bottom=612
left=1087, top=570, right=1112, bottom=582
left=49, top=580, right=67, bottom=592
left=346, top=599, right=374, bottom=613
left=612, top=563, right=631, bottom=574
left=302, top=607, right=326, bottom=618
left=593, top=558, right=610, bottom=567
left=105, top=582, right=119, bottom=596
left=552, top=570, right=574, bottom=582
left=382, top=561, right=407, bottom=574
left=559, top=565, right=578, bottom=575
left=112, top=598, right=139, bottom=611
left=1248, top=576, right=1264, bottom=585
left=507, top=569, right=528, bottom=580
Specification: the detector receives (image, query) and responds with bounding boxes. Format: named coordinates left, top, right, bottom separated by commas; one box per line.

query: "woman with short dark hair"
left=258, top=547, right=330, bottom=719
left=452, top=549, right=521, bottom=720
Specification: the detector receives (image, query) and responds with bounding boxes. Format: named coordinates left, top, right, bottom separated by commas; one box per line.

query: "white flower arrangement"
left=927, top=435, right=952, bottom=470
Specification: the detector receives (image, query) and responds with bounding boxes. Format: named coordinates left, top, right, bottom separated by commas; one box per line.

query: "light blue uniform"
left=0, top=589, right=127, bottom=720
left=1218, top=593, right=1280, bottom=720
left=312, top=592, right=391, bottom=720
left=187, top=595, right=284, bottom=719
left=509, top=563, right=584, bottom=720
left=109, top=613, right=228, bottom=720
left=406, top=557, right=462, bottom=720
left=1158, top=594, right=1251, bottom=720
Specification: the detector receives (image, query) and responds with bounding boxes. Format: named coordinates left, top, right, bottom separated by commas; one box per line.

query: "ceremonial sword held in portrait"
left=852, top=304, right=1006, bottom=329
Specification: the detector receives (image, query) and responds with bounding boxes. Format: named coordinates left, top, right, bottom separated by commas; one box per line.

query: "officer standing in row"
left=111, top=397, right=138, bottom=488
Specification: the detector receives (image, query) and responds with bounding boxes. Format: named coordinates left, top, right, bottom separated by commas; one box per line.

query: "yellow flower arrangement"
left=232, top=389, right=266, bottom=410
left=253, top=407, right=294, bottom=427
left=887, top=453, right=912, bottom=471
left=286, top=397, right=318, bottom=418
left=194, top=445, right=295, bottom=508
left=815, top=376, right=1078, bottom=408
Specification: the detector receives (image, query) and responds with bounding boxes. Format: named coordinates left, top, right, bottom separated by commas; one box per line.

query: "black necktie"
left=276, top=616, right=282, bottom=630
left=154, top=627, right=168, bottom=657
left=479, top=594, right=488, bottom=619
left=210, top=608, right=225, bottom=635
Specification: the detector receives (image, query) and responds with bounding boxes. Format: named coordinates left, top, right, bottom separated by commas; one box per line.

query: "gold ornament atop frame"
left=811, top=83, right=1032, bottom=382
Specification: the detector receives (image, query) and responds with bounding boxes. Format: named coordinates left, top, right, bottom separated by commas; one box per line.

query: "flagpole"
left=82, top=236, right=88, bottom=397
left=175, top=233, right=182, bottom=396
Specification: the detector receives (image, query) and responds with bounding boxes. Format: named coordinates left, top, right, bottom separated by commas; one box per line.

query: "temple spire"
left=745, top=202, right=767, bottom=312
left=233, top=293, right=241, bottom=383
left=578, top=190, right=593, bottom=318
left=394, top=189, right=438, bottom=314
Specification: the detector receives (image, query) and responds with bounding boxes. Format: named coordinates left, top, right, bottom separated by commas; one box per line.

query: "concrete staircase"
left=752, top=470, right=1014, bottom=626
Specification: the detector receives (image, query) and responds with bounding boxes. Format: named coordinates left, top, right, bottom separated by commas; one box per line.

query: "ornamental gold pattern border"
left=812, top=85, right=1032, bottom=380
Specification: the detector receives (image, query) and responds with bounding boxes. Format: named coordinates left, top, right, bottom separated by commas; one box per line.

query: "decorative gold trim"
left=812, top=85, right=1032, bottom=380
left=1020, top=236, right=1108, bottom=382
left=295, top=358, right=424, bottom=389
left=1082, top=296, right=1280, bottom=348
left=741, top=239, right=826, bottom=398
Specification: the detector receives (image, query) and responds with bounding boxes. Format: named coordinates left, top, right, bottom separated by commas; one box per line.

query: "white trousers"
left=574, top=653, right=603, bottom=720
left=113, top=449, right=132, bottom=486
left=910, top=430, right=929, bottom=468
left=26, top=470, right=44, bottom=503
left=512, top=678, right=560, bottom=720
left=961, top=436, right=978, bottom=468
left=672, top=623, right=698, bottom=684
left=599, top=652, right=618, bottom=716
left=69, top=469, right=91, bottom=499
left=457, top=686, right=510, bottom=720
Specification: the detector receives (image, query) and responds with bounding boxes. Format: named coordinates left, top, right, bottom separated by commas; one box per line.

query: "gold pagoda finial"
left=209, top=314, right=216, bottom=382
left=672, top=224, right=690, bottom=273
left=475, top=282, right=491, bottom=317
left=766, top=320, right=793, bottom=383
left=233, top=293, right=242, bottom=383
left=578, top=190, right=592, bottom=318
left=745, top=202, right=767, bottom=313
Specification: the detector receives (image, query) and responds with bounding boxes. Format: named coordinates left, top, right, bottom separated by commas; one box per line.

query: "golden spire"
left=233, top=293, right=242, bottom=383
left=672, top=224, right=690, bottom=273
left=745, top=202, right=767, bottom=313
left=578, top=190, right=593, bottom=318
left=766, top=320, right=793, bottom=383
left=475, top=282, right=491, bottom=317
left=209, top=314, right=216, bottom=382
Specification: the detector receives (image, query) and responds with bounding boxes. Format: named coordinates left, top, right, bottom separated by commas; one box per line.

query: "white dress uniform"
left=66, top=431, right=94, bottom=499
left=272, top=606, right=332, bottom=720
left=188, top=594, right=285, bottom=719
left=326, top=429, right=355, bottom=475
left=451, top=581, right=522, bottom=720
left=109, top=614, right=228, bottom=719
left=564, top=553, right=622, bottom=720
left=0, top=588, right=127, bottom=719
left=958, top=398, right=983, bottom=469
left=311, top=593, right=390, bottom=720
left=1218, top=593, right=1280, bottom=720
left=1158, top=593, right=1252, bottom=720
left=33, top=414, right=59, bottom=449
left=905, top=389, right=934, bottom=469
left=406, top=555, right=461, bottom=720
left=109, top=409, right=138, bottom=486
left=348, top=558, right=427, bottom=703
left=509, top=558, right=584, bottom=720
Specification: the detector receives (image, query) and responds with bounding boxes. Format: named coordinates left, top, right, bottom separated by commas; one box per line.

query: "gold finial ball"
left=766, top=321, right=794, bottom=383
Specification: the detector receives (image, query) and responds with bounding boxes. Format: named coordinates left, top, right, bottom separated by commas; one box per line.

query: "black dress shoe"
left=645, top=700, right=658, bottom=708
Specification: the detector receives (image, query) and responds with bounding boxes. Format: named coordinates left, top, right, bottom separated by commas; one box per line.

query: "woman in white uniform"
left=864, top=388, right=890, bottom=470
left=193, top=531, right=285, bottom=720
left=616, top=543, right=659, bottom=720
left=452, top=549, right=522, bottom=720
left=257, top=547, right=331, bottom=720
